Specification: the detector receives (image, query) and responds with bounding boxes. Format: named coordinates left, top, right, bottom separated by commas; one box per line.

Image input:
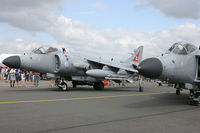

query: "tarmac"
left=0, top=80, right=200, bottom=133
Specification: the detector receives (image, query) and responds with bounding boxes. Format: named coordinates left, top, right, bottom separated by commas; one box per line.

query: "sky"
left=0, top=0, right=200, bottom=61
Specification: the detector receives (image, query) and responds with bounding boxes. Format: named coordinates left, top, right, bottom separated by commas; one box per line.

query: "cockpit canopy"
left=168, top=42, right=197, bottom=55
left=32, top=46, right=58, bottom=54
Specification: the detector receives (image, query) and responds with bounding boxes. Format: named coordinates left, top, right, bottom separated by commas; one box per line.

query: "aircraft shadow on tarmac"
left=69, top=86, right=139, bottom=92
left=3, top=87, right=58, bottom=93
left=3, top=86, right=140, bottom=93
left=124, top=93, right=190, bottom=107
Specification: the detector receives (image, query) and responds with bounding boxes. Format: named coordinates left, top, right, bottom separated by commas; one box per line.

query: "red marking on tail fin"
left=133, top=51, right=140, bottom=62
left=63, top=48, right=67, bottom=53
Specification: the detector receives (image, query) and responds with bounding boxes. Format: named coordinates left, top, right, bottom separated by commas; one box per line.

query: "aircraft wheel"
left=188, top=90, right=199, bottom=105
left=188, top=100, right=198, bottom=105
left=59, top=82, right=68, bottom=91
left=93, top=82, right=104, bottom=90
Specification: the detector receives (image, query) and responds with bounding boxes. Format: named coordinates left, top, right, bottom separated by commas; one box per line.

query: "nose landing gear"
left=189, top=90, right=200, bottom=106
left=56, top=79, right=69, bottom=91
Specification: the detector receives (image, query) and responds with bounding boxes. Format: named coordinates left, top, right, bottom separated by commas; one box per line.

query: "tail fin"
left=125, top=46, right=144, bottom=65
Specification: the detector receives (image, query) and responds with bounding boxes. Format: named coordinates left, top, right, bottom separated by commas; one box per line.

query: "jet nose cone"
left=138, top=57, right=163, bottom=78
left=2, top=56, right=21, bottom=68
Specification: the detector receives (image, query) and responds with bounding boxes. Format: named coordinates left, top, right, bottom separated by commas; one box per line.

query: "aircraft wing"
left=86, top=57, right=138, bottom=73
left=84, top=45, right=144, bottom=74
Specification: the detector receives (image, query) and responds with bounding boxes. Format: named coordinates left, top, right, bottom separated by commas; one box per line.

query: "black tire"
left=188, top=100, right=198, bottom=106
left=93, top=82, right=104, bottom=90
left=188, top=91, right=199, bottom=106
left=59, top=82, right=68, bottom=91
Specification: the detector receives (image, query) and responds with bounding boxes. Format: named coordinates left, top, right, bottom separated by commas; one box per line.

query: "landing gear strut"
left=93, top=82, right=104, bottom=90
left=56, top=79, right=69, bottom=91
left=176, top=89, right=181, bottom=95
left=139, top=86, right=143, bottom=92
left=189, top=90, right=200, bottom=105
left=72, top=81, right=77, bottom=88
left=139, top=76, right=143, bottom=92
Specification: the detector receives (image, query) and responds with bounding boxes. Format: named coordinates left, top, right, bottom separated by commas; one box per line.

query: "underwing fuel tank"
left=86, top=69, right=116, bottom=78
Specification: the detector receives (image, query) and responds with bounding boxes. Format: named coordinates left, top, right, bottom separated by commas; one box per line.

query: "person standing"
left=21, top=71, right=26, bottom=88
left=25, top=70, right=29, bottom=82
left=15, top=69, right=21, bottom=88
left=1, top=67, right=5, bottom=80
left=7, top=68, right=11, bottom=83
left=4, top=67, right=8, bottom=81
left=10, top=69, right=16, bottom=87
left=0, top=67, right=1, bottom=80
left=33, top=72, right=40, bottom=87
left=29, top=71, right=33, bottom=84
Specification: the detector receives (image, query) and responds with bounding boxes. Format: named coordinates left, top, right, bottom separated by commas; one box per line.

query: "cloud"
left=0, top=0, right=200, bottom=61
left=1, top=22, right=200, bottom=61
left=93, top=2, right=106, bottom=10
left=16, top=38, right=24, bottom=42
left=80, top=11, right=95, bottom=15
left=136, top=0, right=200, bottom=19
left=0, top=0, right=64, bottom=32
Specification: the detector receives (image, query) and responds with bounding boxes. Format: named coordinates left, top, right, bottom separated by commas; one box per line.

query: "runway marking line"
left=0, top=92, right=170, bottom=104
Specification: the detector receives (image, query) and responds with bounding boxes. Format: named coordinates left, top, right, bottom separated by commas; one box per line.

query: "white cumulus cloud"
left=93, top=2, right=107, bottom=10
left=137, top=0, right=200, bottom=19
left=0, top=0, right=200, bottom=61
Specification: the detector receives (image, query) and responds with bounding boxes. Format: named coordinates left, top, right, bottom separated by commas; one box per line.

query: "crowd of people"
left=0, top=66, right=40, bottom=87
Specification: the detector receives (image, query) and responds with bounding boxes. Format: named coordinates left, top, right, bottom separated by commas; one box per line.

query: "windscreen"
left=183, top=43, right=197, bottom=54
left=168, top=42, right=197, bottom=55
left=173, top=44, right=187, bottom=55
left=168, top=42, right=179, bottom=52
left=32, top=46, right=58, bottom=54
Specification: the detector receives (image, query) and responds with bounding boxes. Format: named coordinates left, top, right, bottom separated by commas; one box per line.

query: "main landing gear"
left=139, top=86, right=143, bottom=92
left=72, top=81, right=77, bottom=88
left=93, top=82, right=104, bottom=90
left=56, top=79, right=69, bottom=91
left=139, top=76, right=143, bottom=92
left=189, top=90, right=200, bottom=106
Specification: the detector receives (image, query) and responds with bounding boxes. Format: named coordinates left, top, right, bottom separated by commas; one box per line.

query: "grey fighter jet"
left=137, top=41, right=200, bottom=105
left=3, top=46, right=143, bottom=91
